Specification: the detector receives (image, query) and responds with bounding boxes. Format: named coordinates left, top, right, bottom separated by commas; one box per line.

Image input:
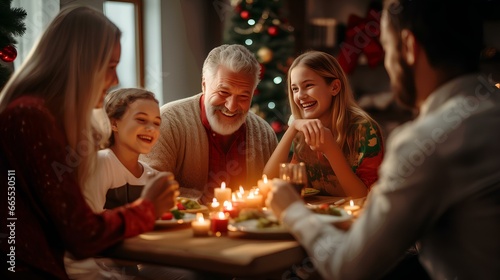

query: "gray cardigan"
left=141, top=93, right=278, bottom=203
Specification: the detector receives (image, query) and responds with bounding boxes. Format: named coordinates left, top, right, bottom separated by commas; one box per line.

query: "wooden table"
left=104, top=196, right=352, bottom=278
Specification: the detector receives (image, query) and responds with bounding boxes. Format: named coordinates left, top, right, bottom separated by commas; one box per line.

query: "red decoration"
left=337, top=8, right=384, bottom=74
left=259, top=63, right=266, bottom=80
left=235, top=4, right=242, bottom=13
left=271, top=121, right=284, bottom=134
left=240, top=10, right=250, bottom=20
left=0, top=45, right=17, bottom=63
left=268, top=26, right=279, bottom=36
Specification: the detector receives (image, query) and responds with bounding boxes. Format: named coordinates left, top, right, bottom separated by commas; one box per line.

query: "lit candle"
left=257, top=175, right=272, bottom=201
left=192, top=213, right=210, bottom=237
left=210, top=198, right=220, bottom=211
left=223, top=200, right=239, bottom=218
left=210, top=211, right=229, bottom=236
left=244, top=189, right=263, bottom=208
left=344, top=200, right=360, bottom=212
left=231, top=188, right=246, bottom=211
left=214, top=182, right=232, bottom=204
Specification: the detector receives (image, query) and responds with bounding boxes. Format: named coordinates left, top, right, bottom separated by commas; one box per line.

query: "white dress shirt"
left=282, top=74, right=500, bottom=280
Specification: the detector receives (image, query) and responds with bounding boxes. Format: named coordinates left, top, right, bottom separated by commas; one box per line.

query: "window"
left=104, top=0, right=144, bottom=87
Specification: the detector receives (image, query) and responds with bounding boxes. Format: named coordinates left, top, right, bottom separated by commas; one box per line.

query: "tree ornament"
left=271, top=121, right=284, bottom=134
left=259, top=63, right=266, bottom=80
left=257, top=47, right=273, bottom=64
left=337, top=7, right=384, bottom=74
left=240, top=10, right=250, bottom=20
left=267, top=26, right=278, bottom=36
left=0, top=45, right=18, bottom=63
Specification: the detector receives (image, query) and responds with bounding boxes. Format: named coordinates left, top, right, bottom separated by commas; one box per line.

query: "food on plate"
left=309, top=204, right=343, bottom=216
left=233, top=208, right=266, bottom=222
left=233, top=209, right=281, bottom=228
left=160, top=209, right=185, bottom=220
left=160, top=212, right=173, bottom=220
left=176, top=197, right=201, bottom=210
left=303, top=188, right=320, bottom=196
left=256, top=217, right=280, bottom=229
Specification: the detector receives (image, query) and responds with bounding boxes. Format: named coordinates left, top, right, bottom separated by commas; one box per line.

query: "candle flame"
left=350, top=200, right=354, bottom=207
left=218, top=211, right=226, bottom=219
left=211, top=198, right=219, bottom=208
left=221, top=182, right=226, bottom=189
left=196, top=212, right=204, bottom=222
left=224, top=201, right=233, bottom=210
left=239, top=186, right=244, bottom=193
left=263, top=174, right=268, bottom=183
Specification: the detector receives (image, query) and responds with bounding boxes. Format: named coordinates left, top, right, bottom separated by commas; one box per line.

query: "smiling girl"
left=83, top=88, right=162, bottom=211
left=264, top=51, right=384, bottom=198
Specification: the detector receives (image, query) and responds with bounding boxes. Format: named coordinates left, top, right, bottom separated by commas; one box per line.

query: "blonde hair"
left=287, top=51, right=381, bottom=160
left=0, top=6, right=121, bottom=187
left=104, top=88, right=158, bottom=147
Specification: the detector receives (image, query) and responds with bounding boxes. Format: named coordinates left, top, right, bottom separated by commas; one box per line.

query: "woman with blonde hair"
left=0, top=6, right=178, bottom=279
left=264, top=51, right=384, bottom=198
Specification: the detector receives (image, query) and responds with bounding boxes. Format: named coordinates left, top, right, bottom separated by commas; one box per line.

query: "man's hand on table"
left=266, top=179, right=302, bottom=219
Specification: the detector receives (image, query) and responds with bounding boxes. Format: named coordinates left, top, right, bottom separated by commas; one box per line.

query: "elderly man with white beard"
left=142, top=44, right=278, bottom=204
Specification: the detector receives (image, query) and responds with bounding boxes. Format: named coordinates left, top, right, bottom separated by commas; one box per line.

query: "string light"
left=268, top=102, right=276, bottom=109
left=248, top=19, right=256, bottom=26
left=245, top=39, right=253, bottom=46
left=273, top=76, right=282, bottom=84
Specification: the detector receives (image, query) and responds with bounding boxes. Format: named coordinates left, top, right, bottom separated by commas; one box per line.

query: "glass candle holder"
left=192, top=213, right=210, bottom=237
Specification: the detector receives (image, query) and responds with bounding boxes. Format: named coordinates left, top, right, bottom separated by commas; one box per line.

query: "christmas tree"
left=0, top=0, right=26, bottom=89
left=224, top=0, right=295, bottom=139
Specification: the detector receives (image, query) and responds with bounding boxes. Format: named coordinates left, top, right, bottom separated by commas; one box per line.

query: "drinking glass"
left=279, top=162, right=307, bottom=196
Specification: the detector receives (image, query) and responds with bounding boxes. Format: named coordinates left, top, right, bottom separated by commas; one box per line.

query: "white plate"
left=229, top=219, right=288, bottom=234
left=230, top=211, right=351, bottom=235
left=155, top=213, right=196, bottom=226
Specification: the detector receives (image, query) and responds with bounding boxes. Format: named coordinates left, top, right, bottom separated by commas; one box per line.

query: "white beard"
left=205, top=104, right=247, bottom=135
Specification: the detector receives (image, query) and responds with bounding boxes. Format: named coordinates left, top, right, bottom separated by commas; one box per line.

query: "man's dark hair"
left=385, top=0, right=483, bottom=73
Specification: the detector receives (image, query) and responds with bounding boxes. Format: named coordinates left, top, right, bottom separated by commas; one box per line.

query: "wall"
left=59, top=0, right=206, bottom=105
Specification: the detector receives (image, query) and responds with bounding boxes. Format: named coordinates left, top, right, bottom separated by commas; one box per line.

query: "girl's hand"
left=292, top=119, right=325, bottom=148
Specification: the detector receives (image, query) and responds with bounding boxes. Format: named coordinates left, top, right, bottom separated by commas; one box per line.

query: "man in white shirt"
left=267, top=0, right=500, bottom=279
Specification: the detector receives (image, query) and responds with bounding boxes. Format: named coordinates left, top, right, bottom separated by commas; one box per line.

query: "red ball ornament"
left=268, top=26, right=279, bottom=36
left=0, top=45, right=17, bottom=63
left=271, top=121, right=284, bottom=134
left=240, top=10, right=250, bottom=20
